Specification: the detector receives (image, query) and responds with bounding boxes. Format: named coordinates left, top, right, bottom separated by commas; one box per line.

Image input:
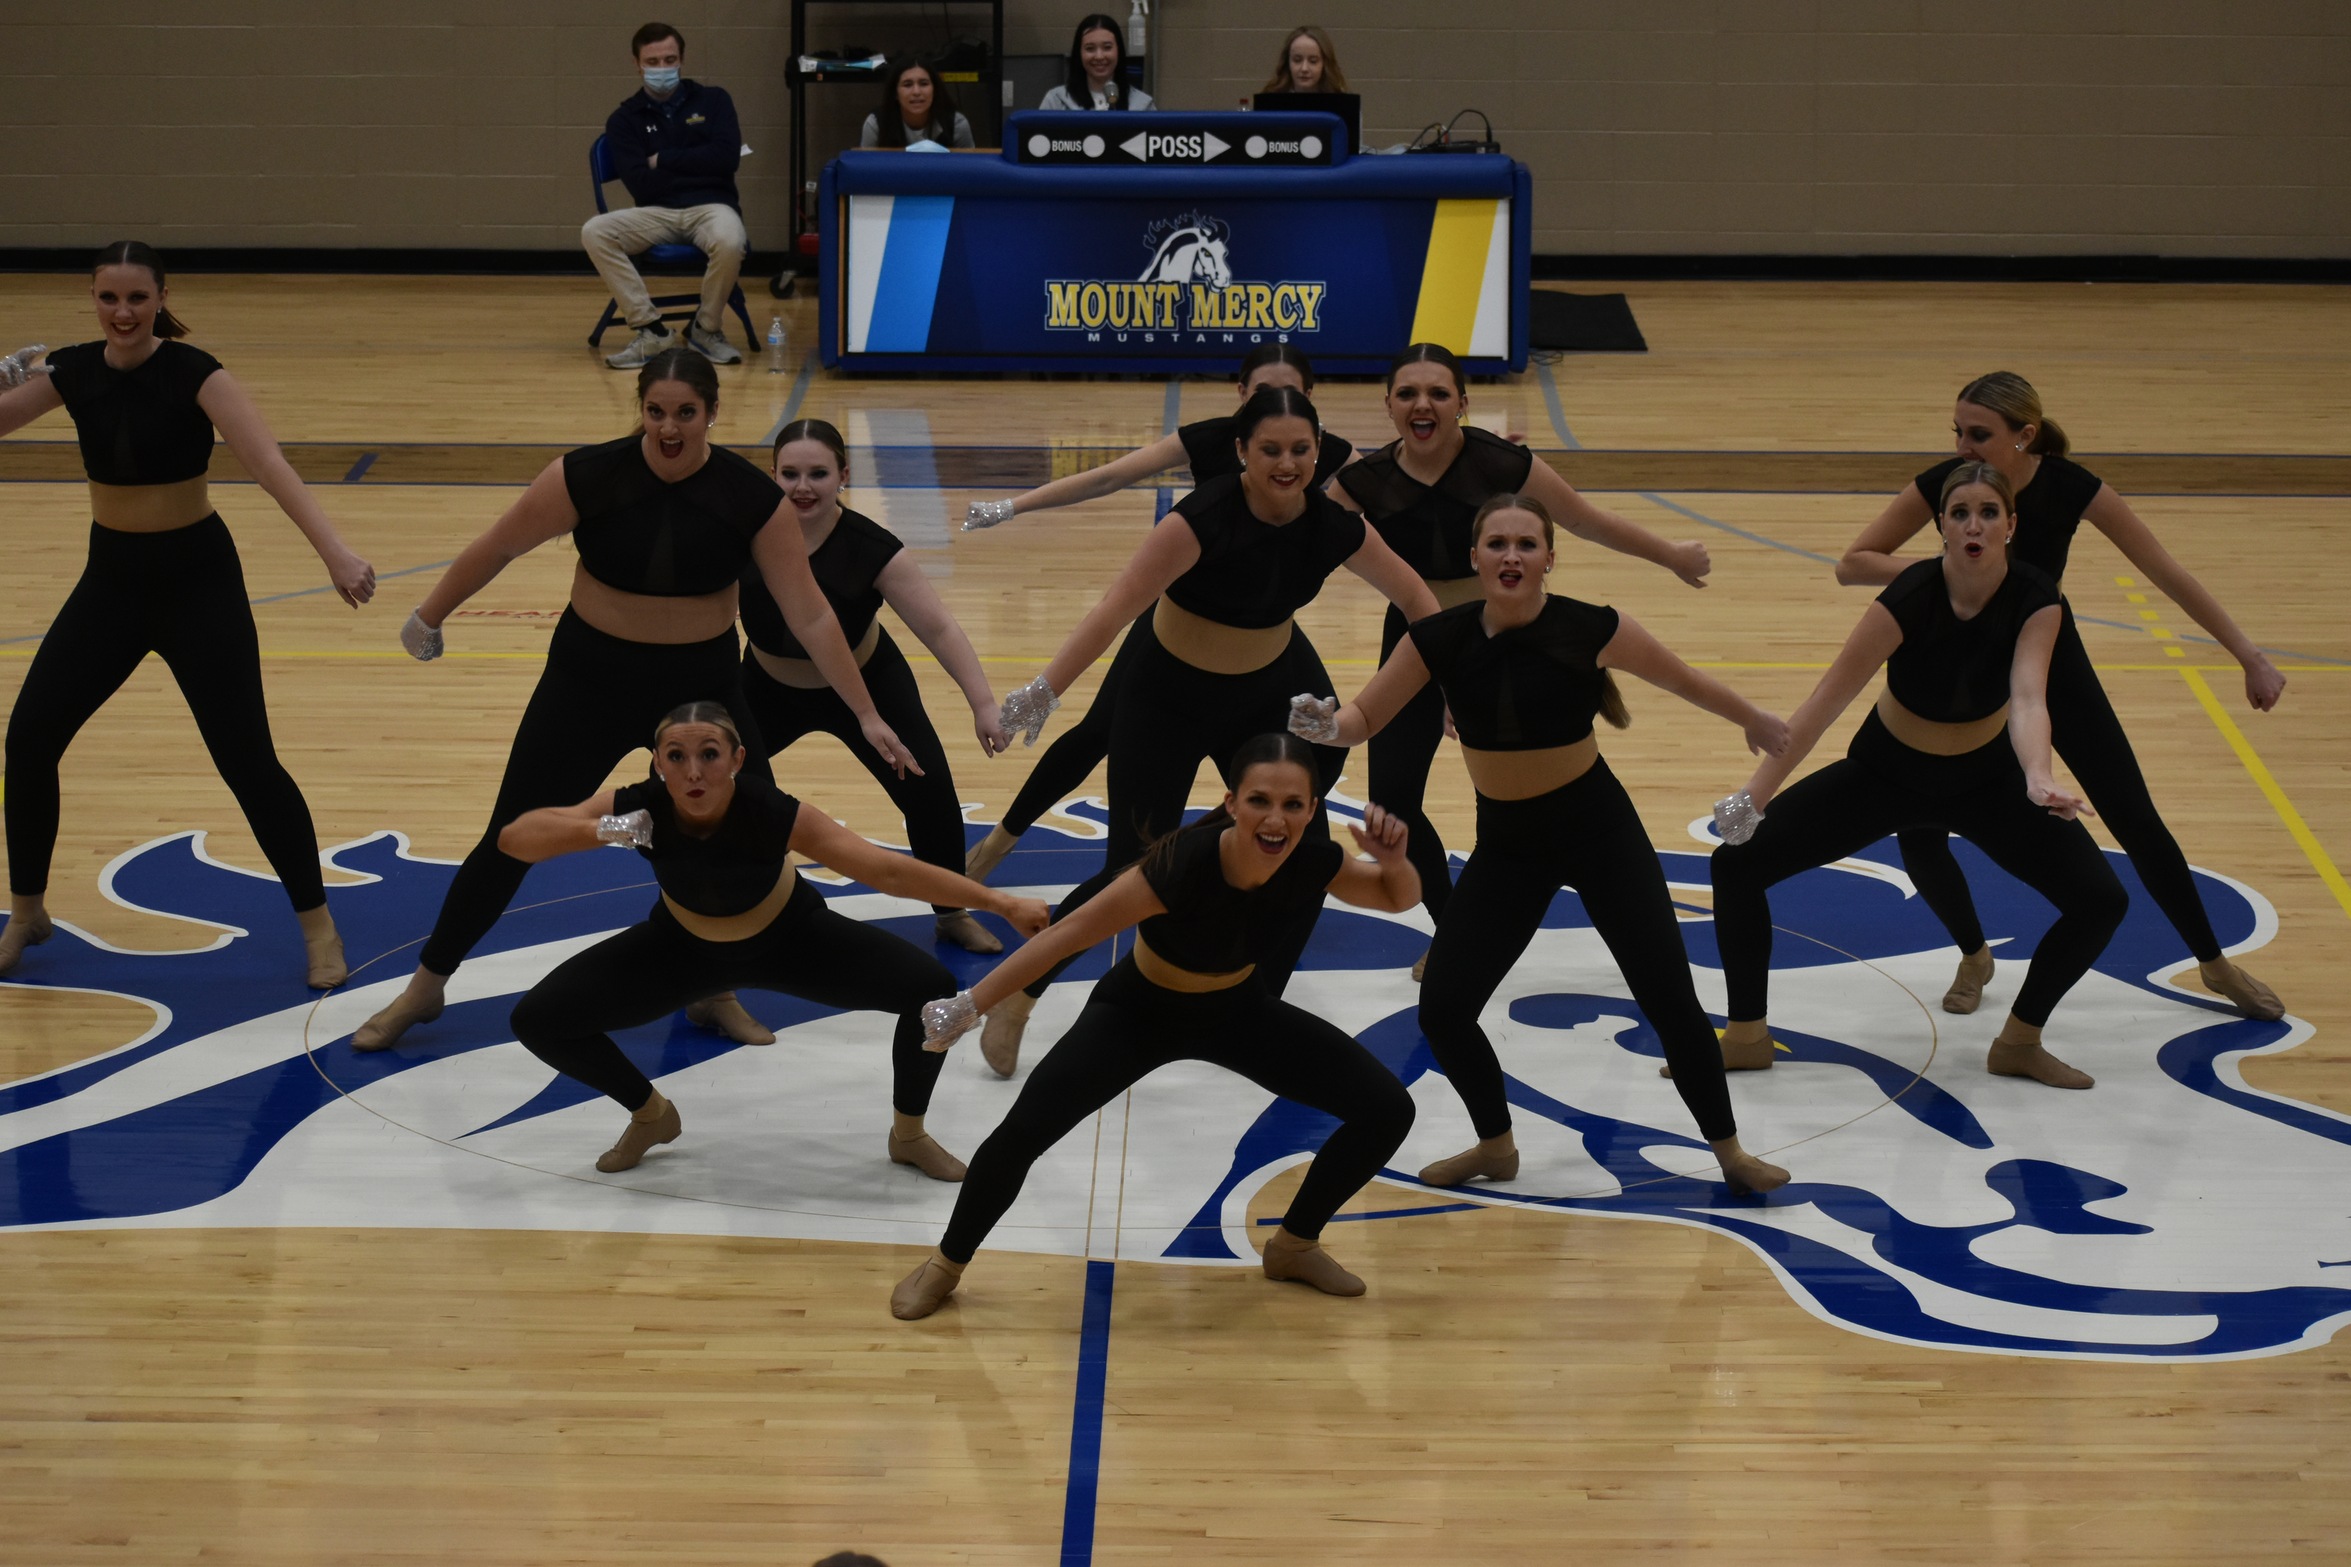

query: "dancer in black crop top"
left=0, top=242, right=375, bottom=987
left=354, top=349, right=916, bottom=1055
left=1297, top=494, right=1793, bottom=1195
left=1717, top=463, right=2127, bottom=1091
left=1333, top=344, right=1714, bottom=960
left=499, top=703, right=1047, bottom=1181
left=970, top=387, right=1437, bottom=1077
left=889, top=734, right=1423, bottom=1319
left=739, top=421, right=1011, bottom=959
left=1837, top=372, right=2284, bottom=1021
left=959, top=347, right=1354, bottom=884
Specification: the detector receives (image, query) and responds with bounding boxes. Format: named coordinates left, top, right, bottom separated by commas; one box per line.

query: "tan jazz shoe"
left=0, top=902, right=56, bottom=976
left=1260, top=1226, right=1366, bottom=1297
left=891, top=1251, right=965, bottom=1320
left=888, top=1126, right=969, bottom=1182
left=685, top=992, right=776, bottom=1046
left=981, top=989, right=1036, bottom=1078
left=2199, top=959, right=2284, bottom=1022
left=964, top=825, right=1018, bottom=885
left=934, top=911, right=1003, bottom=955
left=1417, top=1134, right=1518, bottom=1187
left=1986, top=1025, right=2093, bottom=1090
left=596, top=1091, right=682, bottom=1172
left=1942, top=946, right=1995, bottom=1015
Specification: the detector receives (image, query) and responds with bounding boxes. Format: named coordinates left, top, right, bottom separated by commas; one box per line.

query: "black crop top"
left=1408, top=596, right=1622, bottom=750
left=1877, top=558, right=2063, bottom=724
left=1163, top=476, right=1367, bottom=629
left=739, top=507, right=903, bottom=658
left=45, top=340, right=223, bottom=486
left=1912, top=455, right=2103, bottom=582
left=1137, top=815, right=1345, bottom=978
left=610, top=774, right=804, bottom=918
left=1177, top=418, right=1354, bottom=489
left=562, top=436, right=783, bottom=597
left=1338, top=425, right=1535, bottom=581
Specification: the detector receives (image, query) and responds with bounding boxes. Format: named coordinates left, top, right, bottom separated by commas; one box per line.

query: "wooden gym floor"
left=2, top=275, right=2348, bottom=1564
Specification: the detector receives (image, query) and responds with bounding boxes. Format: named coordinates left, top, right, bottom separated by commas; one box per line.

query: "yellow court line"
left=2180, top=666, right=2351, bottom=924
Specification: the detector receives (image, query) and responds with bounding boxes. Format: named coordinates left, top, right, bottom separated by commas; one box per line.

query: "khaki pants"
left=580, top=203, right=747, bottom=334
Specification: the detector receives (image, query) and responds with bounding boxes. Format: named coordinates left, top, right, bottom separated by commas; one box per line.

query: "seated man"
left=585, top=21, right=747, bottom=369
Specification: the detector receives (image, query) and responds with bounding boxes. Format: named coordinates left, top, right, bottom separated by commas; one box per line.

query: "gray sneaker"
left=604, top=324, right=673, bottom=370
left=688, top=323, right=742, bottom=364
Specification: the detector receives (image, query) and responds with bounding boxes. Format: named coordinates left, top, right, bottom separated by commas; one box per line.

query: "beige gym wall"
left=1, top=1, right=2344, bottom=256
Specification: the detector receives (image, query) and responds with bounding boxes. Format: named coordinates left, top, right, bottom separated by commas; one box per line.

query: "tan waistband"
left=1461, top=736, right=1599, bottom=801
left=1876, top=689, right=2010, bottom=756
left=1152, top=597, right=1294, bottom=675
left=752, top=619, right=883, bottom=689
left=89, top=478, right=211, bottom=531
left=569, top=561, right=743, bottom=645
left=1426, top=575, right=1485, bottom=611
left=661, top=867, right=796, bottom=942
left=1131, top=932, right=1255, bottom=993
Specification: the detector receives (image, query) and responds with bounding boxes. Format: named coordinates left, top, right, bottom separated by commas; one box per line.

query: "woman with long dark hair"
left=352, top=347, right=914, bottom=1053
left=1295, top=494, right=1792, bottom=1194
left=861, top=58, right=975, bottom=148
left=1038, top=13, right=1154, bottom=111
left=892, top=733, right=1420, bottom=1318
left=1335, top=343, right=1712, bottom=973
left=959, top=345, right=1353, bottom=882
left=1836, top=371, right=2284, bottom=1021
left=0, top=241, right=375, bottom=985
left=500, top=702, right=1047, bottom=1180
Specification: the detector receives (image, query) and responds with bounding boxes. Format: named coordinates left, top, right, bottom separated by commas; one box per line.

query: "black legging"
left=1899, top=606, right=2220, bottom=961
left=997, top=613, right=1150, bottom=837
left=509, top=876, right=957, bottom=1115
left=6, top=516, right=325, bottom=908
left=942, top=959, right=1414, bottom=1262
left=1369, top=603, right=1455, bottom=923
left=417, top=608, right=769, bottom=976
left=1419, top=759, right=1737, bottom=1142
left=740, top=631, right=965, bottom=914
left=1021, top=622, right=1346, bottom=999
left=1715, top=715, right=2127, bottom=1029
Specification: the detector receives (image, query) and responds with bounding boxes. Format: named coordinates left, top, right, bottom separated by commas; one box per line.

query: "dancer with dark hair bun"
left=1295, top=494, right=1792, bottom=1195
left=1336, top=343, right=1713, bottom=974
left=0, top=241, right=375, bottom=985
left=892, top=733, right=1421, bottom=1319
left=353, top=346, right=915, bottom=1054
left=1837, top=371, right=2284, bottom=1021
left=1721, top=463, right=2127, bottom=1090
left=973, top=386, right=1438, bottom=1074
left=741, top=418, right=1008, bottom=963
left=500, top=703, right=1048, bottom=1181
left=958, top=345, right=1353, bottom=882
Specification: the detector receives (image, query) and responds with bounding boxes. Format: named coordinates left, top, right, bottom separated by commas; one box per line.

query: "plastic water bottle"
left=1127, top=0, right=1148, bottom=55
left=765, top=315, right=788, bottom=374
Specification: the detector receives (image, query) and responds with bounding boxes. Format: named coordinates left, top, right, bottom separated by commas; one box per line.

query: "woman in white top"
left=1038, top=13, right=1154, bottom=111
left=860, top=58, right=976, bottom=149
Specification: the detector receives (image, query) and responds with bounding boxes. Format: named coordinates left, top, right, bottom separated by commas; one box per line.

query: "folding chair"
left=585, top=134, right=757, bottom=347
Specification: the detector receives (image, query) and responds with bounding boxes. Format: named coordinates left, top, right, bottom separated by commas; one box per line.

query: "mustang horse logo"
left=3, top=810, right=2345, bottom=1363
left=1139, top=211, right=1232, bottom=287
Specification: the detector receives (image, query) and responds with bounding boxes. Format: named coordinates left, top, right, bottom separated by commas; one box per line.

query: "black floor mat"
left=1529, top=290, right=1647, bottom=352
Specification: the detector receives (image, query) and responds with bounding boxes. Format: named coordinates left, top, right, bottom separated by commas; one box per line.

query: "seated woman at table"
left=861, top=58, right=976, bottom=149
left=1259, top=26, right=1349, bottom=95
left=1039, top=13, right=1155, bottom=111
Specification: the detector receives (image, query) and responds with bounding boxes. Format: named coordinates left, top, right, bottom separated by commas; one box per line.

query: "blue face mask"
left=642, top=66, right=681, bottom=94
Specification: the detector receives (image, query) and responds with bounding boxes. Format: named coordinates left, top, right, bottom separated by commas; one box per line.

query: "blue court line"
left=0, top=557, right=456, bottom=644
left=1536, top=360, right=1581, bottom=450
left=340, top=452, right=377, bottom=483
left=1160, top=378, right=1182, bottom=439
left=1057, top=1258, right=1117, bottom=1567
left=759, top=358, right=816, bottom=447
left=1255, top=1201, right=1482, bottom=1225
left=1632, top=490, right=2351, bottom=668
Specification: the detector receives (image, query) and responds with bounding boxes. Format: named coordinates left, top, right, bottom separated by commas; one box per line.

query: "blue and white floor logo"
left=3, top=802, right=2346, bottom=1364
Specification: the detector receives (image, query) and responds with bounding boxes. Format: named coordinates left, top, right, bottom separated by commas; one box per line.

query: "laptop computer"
left=1251, top=91, right=1360, bottom=160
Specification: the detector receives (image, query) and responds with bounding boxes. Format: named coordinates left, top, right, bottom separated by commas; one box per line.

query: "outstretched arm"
left=2007, top=604, right=2088, bottom=819
left=789, top=808, right=1049, bottom=933
left=1523, top=458, right=1710, bottom=588
left=200, top=370, right=375, bottom=606
left=1038, top=517, right=1202, bottom=694
left=497, top=792, right=621, bottom=862
left=1341, top=526, right=1441, bottom=620
left=1296, top=634, right=1435, bottom=749
left=1325, top=805, right=1420, bottom=913
left=2084, top=484, right=2284, bottom=711
left=986, top=433, right=1188, bottom=523
left=1739, top=603, right=1902, bottom=809
left=1597, top=612, right=1788, bottom=755
left=875, top=552, right=1007, bottom=754
left=1836, top=485, right=1936, bottom=586
left=414, top=458, right=580, bottom=627
left=968, top=868, right=1165, bottom=1014
left=0, top=370, right=62, bottom=439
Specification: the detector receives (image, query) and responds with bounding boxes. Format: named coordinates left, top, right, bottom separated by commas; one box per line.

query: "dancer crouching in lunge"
left=0, top=241, right=375, bottom=984
left=356, top=347, right=913, bottom=1052
left=958, top=345, right=1354, bottom=883
left=500, top=703, right=1049, bottom=1178
left=1713, top=463, right=2126, bottom=1088
left=976, top=387, right=1437, bottom=1074
left=1293, top=495, right=1791, bottom=1194
left=742, top=419, right=1008, bottom=961
left=890, top=734, right=1420, bottom=1318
